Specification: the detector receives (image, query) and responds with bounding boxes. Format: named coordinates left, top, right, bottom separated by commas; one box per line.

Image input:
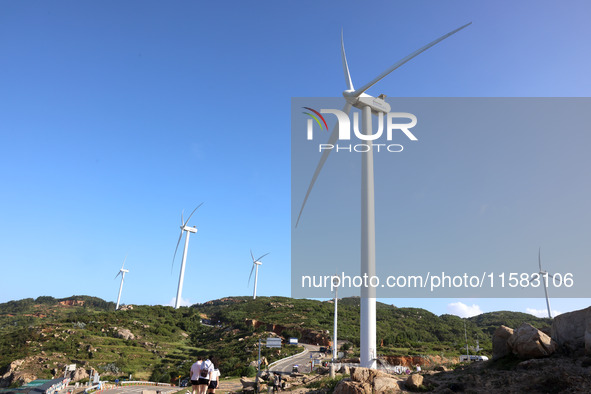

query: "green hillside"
left=0, top=295, right=551, bottom=386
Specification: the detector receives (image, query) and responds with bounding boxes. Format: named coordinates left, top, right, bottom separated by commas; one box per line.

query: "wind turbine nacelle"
left=343, top=91, right=391, bottom=114
left=254, top=261, right=262, bottom=265
left=182, top=225, right=198, bottom=233
left=121, top=269, right=129, bottom=273
left=357, top=96, right=391, bottom=114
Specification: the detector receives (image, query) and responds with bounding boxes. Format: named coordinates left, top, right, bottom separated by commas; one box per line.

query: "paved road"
left=270, top=344, right=327, bottom=374
left=95, top=385, right=178, bottom=394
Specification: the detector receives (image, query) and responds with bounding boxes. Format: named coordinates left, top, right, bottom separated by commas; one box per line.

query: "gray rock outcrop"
left=552, top=306, right=591, bottom=355
left=508, top=323, right=557, bottom=358
left=492, top=325, right=514, bottom=360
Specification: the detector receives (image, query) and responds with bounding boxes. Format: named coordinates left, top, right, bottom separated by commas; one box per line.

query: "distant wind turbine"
left=295, top=23, right=471, bottom=368
left=171, top=203, right=203, bottom=309
left=532, top=248, right=555, bottom=319
left=332, top=274, right=339, bottom=362
left=114, top=256, right=129, bottom=310
left=248, top=250, right=269, bottom=300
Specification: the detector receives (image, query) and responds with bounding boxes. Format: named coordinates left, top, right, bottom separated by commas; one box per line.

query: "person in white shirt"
left=195, top=357, right=213, bottom=394
left=190, top=359, right=203, bottom=394
left=207, top=366, right=220, bottom=393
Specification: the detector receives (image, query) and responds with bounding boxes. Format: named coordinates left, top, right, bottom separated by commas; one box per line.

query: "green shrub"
left=242, top=365, right=256, bottom=377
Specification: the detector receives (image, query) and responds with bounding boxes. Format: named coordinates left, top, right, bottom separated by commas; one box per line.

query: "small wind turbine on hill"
left=114, top=256, right=129, bottom=310
left=295, top=23, right=471, bottom=368
left=532, top=248, right=555, bottom=319
left=248, top=250, right=269, bottom=300
left=171, top=203, right=203, bottom=309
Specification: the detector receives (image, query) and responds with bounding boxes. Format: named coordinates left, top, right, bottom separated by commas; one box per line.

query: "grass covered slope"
left=0, top=295, right=551, bottom=385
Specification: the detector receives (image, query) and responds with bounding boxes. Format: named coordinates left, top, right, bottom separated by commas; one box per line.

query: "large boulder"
left=115, top=328, right=135, bottom=340
left=0, top=359, right=27, bottom=388
left=373, top=375, right=401, bottom=392
left=350, top=367, right=375, bottom=383
left=508, top=323, right=557, bottom=358
left=240, top=377, right=256, bottom=390
left=492, top=325, right=514, bottom=360
left=70, top=367, right=89, bottom=382
left=552, top=306, right=591, bottom=355
left=333, top=380, right=370, bottom=394
left=405, top=374, right=424, bottom=390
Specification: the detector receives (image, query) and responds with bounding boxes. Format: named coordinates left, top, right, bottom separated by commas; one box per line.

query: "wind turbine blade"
left=250, top=249, right=255, bottom=262
left=295, top=101, right=353, bottom=227
left=248, top=264, right=255, bottom=286
left=115, top=271, right=121, bottom=280
left=341, top=30, right=354, bottom=91
left=255, top=253, right=270, bottom=262
left=121, top=254, right=127, bottom=270
left=171, top=231, right=184, bottom=273
left=184, top=202, right=204, bottom=226
left=351, top=22, right=471, bottom=97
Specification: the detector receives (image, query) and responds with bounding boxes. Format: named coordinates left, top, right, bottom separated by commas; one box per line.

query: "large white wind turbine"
left=532, top=248, right=555, bottom=319
left=248, top=250, right=269, bottom=300
left=114, top=256, right=129, bottom=310
left=296, top=23, right=471, bottom=368
left=172, top=203, right=203, bottom=309
left=332, top=275, right=339, bottom=362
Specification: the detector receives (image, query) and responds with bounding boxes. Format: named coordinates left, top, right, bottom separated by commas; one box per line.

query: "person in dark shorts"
left=207, top=365, right=220, bottom=393
left=197, top=357, right=213, bottom=394
left=190, top=358, right=203, bottom=394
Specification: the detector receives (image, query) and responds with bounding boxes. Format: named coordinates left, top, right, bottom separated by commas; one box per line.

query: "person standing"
left=197, top=357, right=213, bottom=394
left=207, top=365, right=220, bottom=394
left=273, top=373, right=281, bottom=392
left=190, top=358, right=203, bottom=394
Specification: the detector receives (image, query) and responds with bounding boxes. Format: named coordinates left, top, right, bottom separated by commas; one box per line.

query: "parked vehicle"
left=459, top=355, right=489, bottom=362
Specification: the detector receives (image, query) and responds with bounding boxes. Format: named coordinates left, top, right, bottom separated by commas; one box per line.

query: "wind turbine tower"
left=248, top=250, right=269, bottom=300
left=534, top=248, right=554, bottom=319
left=332, top=275, right=339, bottom=362
left=296, top=23, right=471, bottom=368
left=172, top=203, right=203, bottom=309
left=114, top=256, right=129, bottom=310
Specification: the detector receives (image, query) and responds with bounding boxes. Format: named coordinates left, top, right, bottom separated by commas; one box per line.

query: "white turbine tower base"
left=172, top=203, right=203, bottom=309
left=115, top=256, right=129, bottom=311
left=249, top=250, right=269, bottom=300
left=295, top=23, right=471, bottom=369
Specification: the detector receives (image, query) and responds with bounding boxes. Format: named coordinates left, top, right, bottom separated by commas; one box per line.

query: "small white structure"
left=459, top=355, right=489, bottom=362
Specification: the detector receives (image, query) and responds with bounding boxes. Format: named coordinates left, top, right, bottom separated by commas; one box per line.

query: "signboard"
left=289, top=337, right=298, bottom=345
left=266, top=337, right=282, bottom=348
left=66, top=364, right=76, bottom=372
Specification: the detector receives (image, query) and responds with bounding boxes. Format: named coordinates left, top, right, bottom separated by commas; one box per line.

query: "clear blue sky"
left=1, top=1, right=590, bottom=318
